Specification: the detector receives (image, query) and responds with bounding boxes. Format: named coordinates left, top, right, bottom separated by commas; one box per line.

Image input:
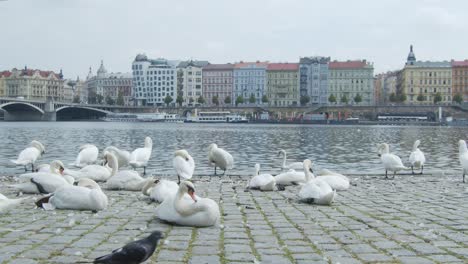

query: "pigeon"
left=93, top=231, right=164, bottom=264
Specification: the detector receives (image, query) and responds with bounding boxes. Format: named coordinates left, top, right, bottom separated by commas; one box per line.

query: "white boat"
left=102, top=113, right=138, bottom=122
left=185, top=111, right=248, bottom=123
left=164, top=114, right=185, bottom=123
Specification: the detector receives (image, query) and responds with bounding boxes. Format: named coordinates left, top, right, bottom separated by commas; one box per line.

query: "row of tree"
left=86, top=90, right=125, bottom=105
left=388, top=92, right=464, bottom=104
left=161, top=94, right=270, bottom=107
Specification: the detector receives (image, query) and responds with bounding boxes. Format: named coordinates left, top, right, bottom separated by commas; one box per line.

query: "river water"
left=0, top=122, right=466, bottom=178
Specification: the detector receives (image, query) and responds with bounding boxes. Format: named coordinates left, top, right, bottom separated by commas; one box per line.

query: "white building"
left=132, top=54, right=178, bottom=106
left=177, top=60, right=209, bottom=105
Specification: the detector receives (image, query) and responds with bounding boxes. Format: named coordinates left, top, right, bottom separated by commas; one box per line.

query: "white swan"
left=129, top=137, right=152, bottom=175
left=0, top=193, right=28, bottom=214
left=72, top=144, right=99, bottom=168
left=106, top=170, right=154, bottom=191
left=65, top=152, right=118, bottom=182
left=36, top=178, right=108, bottom=211
left=10, top=140, right=45, bottom=171
left=142, top=179, right=179, bottom=203
left=409, top=140, right=426, bottom=174
left=18, top=160, right=66, bottom=180
left=298, top=159, right=336, bottom=205
left=274, top=169, right=306, bottom=186
left=249, top=164, right=276, bottom=191
left=378, top=143, right=408, bottom=179
left=103, top=146, right=131, bottom=168
left=208, top=143, right=233, bottom=175
left=173, top=149, right=195, bottom=183
left=459, top=140, right=468, bottom=183
left=155, top=181, right=220, bottom=227
left=317, top=169, right=350, bottom=191
left=278, top=149, right=303, bottom=170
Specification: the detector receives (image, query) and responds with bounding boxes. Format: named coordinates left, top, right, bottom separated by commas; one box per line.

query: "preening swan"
left=208, top=143, right=233, bottom=175
left=10, top=140, right=45, bottom=171
left=378, top=143, right=408, bottom=179
left=129, top=137, right=152, bottom=175
left=249, top=164, right=276, bottom=191
left=142, top=179, right=179, bottom=203
left=103, top=146, right=131, bottom=168
left=65, top=152, right=118, bottom=182
left=107, top=170, right=154, bottom=191
left=35, top=178, right=108, bottom=211
left=298, top=160, right=336, bottom=205
left=155, top=181, right=220, bottom=227
left=72, top=144, right=99, bottom=168
left=173, top=149, right=195, bottom=184
left=409, top=140, right=426, bottom=174
left=0, top=193, right=27, bottom=214
left=459, top=140, right=468, bottom=183
left=278, top=149, right=303, bottom=170
left=274, top=169, right=306, bottom=186
left=317, top=169, right=350, bottom=191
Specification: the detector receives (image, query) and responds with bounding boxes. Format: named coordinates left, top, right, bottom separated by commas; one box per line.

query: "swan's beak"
left=188, top=190, right=197, bottom=203
left=59, top=167, right=65, bottom=175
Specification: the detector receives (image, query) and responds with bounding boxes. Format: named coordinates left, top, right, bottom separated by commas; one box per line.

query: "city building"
left=399, top=46, right=452, bottom=104
left=86, top=61, right=133, bottom=105
left=266, top=63, right=300, bottom=106
left=383, top=71, right=398, bottom=104
left=3, top=67, right=64, bottom=101
left=0, top=71, right=10, bottom=97
left=202, top=63, right=234, bottom=105
left=451, top=60, right=468, bottom=103
left=132, top=55, right=178, bottom=106
left=177, top=60, right=209, bottom=105
left=328, top=60, right=375, bottom=105
left=233, top=61, right=268, bottom=105
left=63, top=77, right=86, bottom=103
left=299, top=56, right=330, bottom=105
left=374, top=74, right=383, bottom=105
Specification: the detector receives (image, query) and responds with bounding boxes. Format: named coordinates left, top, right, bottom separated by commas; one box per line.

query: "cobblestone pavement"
left=0, top=174, right=467, bottom=264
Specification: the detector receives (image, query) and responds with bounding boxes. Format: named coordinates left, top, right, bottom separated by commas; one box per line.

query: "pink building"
left=202, top=64, right=234, bottom=105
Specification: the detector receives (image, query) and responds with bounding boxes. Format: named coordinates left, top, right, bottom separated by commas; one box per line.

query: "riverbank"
left=0, top=174, right=467, bottom=264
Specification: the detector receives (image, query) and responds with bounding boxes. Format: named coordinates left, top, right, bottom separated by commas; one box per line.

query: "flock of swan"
left=1, top=137, right=468, bottom=228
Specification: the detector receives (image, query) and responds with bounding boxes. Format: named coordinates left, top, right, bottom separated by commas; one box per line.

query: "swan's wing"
left=299, top=182, right=321, bottom=199
left=51, top=186, right=92, bottom=209
left=75, top=146, right=98, bottom=166
left=173, top=156, right=194, bottom=180
left=31, top=174, right=69, bottom=193
left=12, top=147, right=40, bottom=165
left=287, top=162, right=303, bottom=170
left=130, top=148, right=151, bottom=165
left=384, top=154, right=406, bottom=169
left=211, top=148, right=233, bottom=170
left=107, top=171, right=142, bottom=189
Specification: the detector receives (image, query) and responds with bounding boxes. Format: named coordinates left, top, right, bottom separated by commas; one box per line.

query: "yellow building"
left=4, top=68, right=64, bottom=101
left=266, top=63, right=299, bottom=106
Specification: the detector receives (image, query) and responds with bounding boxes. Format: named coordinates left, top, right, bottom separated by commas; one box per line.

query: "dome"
left=135, top=54, right=148, bottom=62
left=407, top=45, right=416, bottom=65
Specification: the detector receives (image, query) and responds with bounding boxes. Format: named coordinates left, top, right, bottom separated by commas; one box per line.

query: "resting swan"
left=274, top=169, right=306, bottom=186
left=35, top=178, right=108, bottom=211
left=173, top=149, right=195, bottom=183
left=10, top=140, right=45, bottom=171
left=459, top=140, right=468, bottom=183
left=249, top=164, right=276, bottom=191
left=298, top=159, right=336, bottom=205
left=72, top=144, right=99, bottom=168
left=142, top=179, right=179, bottom=203
left=378, top=143, right=408, bottom=179
left=65, top=152, right=118, bottom=182
left=0, top=193, right=28, bottom=214
left=106, top=170, right=154, bottom=191
left=278, top=149, right=303, bottom=170
left=208, top=143, right=234, bottom=175
left=317, top=169, right=350, bottom=191
left=129, top=137, right=152, bottom=175
left=409, top=140, right=426, bottom=174
left=155, top=181, right=220, bottom=227
left=103, top=146, right=131, bottom=168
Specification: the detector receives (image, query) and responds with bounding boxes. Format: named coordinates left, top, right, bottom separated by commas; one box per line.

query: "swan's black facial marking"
left=154, top=179, right=160, bottom=184
left=309, top=167, right=314, bottom=173
left=185, top=157, right=189, bottom=161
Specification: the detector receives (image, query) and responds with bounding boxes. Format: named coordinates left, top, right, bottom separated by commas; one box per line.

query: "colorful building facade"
left=266, top=63, right=300, bottom=106
left=202, top=64, right=234, bottom=105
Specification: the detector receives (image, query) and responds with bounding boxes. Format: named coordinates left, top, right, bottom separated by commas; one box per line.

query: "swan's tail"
left=316, top=191, right=336, bottom=206
left=10, top=159, right=28, bottom=166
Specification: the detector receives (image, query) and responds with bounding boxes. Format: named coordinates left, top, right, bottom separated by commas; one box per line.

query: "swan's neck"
left=304, top=166, right=314, bottom=182
left=141, top=180, right=154, bottom=195
left=382, top=145, right=389, bottom=154
left=412, top=142, right=419, bottom=151
left=109, top=159, right=118, bottom=176
left=255, top=167, right=260, bottom=176
left=174, top=189, right=199, bottom=216
left=137, top=179, right=153, bottom=191
left=460, top=142, right=468, bottom=155
left=281, top=153, right=287, bottom=168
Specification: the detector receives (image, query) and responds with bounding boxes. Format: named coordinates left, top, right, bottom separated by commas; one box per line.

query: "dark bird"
left=93, top=230, right=164, bottom=264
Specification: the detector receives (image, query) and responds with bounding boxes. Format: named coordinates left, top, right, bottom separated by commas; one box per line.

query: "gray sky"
left=1, top=0, right=467, bottom=79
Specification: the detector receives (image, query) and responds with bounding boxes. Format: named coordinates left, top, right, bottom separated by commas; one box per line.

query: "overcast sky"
left=1, top=0, right=467, bottom=79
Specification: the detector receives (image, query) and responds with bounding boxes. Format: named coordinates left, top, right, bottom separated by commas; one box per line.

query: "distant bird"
left=208, top=143, right=233, bottom=175
left=173, top=149, right=195, bottom=184
left=10, top=140, right=45, bottom=171
left=409, top=140, right=426, bottom=174
left=459, top=140, right=468, bottom=183
left=73, top=144, right=99, bottom=168
left=93, top=230, right=164, bottom=264
left=378, top=143, right=408, bottom=179
left=129, top=137, right=152, bottom=175
left=103, top=146, right=131, bottom=168
left=278, top=149, right=303, bottom=170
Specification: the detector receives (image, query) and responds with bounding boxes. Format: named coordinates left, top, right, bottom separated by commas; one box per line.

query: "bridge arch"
left=55, top=105, right=112, bottom=115
left=0, top=102, right=45, bottom=114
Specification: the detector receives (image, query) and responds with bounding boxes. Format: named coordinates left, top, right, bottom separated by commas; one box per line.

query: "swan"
left=278, top=149, right=303, bottom=170
left=64, top=152, right=118, bottom=182
left=378, top=143, right=408, bottom=179
left=409, top=140, right=426, bottom=174
left=155, top=181, right=220, bottom=227
left=208, top=143, right=233, bottom=175
left=317, top=169, right=350, bottom=191
left=173, top=149, right=195, bottom=183
left=106, top=170, right=154, bottom=191
left=72, top=144, right=99, bottom=168
left=459, top=140, right=468, bottom=183
left=298, top=159, right=336, bottom=205
left=0, top=193, right=28, bottom=214
left=18, top=160, right=65, bottom=180
left=103, top=146, right=131, bottom=168
left=142, top=179, right=179, bottom=203
left=10, top=140, right=45, bottom=171
left=35, top=178, right=108, bottom=211
left=274, top=169, right=306, bottom=186
left=129, top=137, right=152, bottom=175
left=249, top=164, right=276, bottom=191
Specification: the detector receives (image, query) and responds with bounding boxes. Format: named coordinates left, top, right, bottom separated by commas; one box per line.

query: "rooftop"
left=406, top=61, right=452, bottom=68
left=452, top=60, right=468, bottom=67
left=267, top=63, right=299, bottom=71
left=329, top=60, right=370, bottom=69
left=202, top=63, right=235, bottom=70
left=234, top=61, right=269, bottom=69
left=177, top=60, right=210, bottom=68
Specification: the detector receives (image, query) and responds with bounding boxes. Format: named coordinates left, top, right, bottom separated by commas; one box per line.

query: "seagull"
left=93, top=231, right=164, bottom=264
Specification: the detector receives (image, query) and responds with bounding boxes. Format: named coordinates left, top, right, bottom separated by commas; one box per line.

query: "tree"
left=96, top=94, right=104, bottom=104
left=197, top=96, right=205, bottom=105
left=224, top=95, right=231, bottom=105
left=261, top=94, right=268, bottom=104
left=328, top=94, right=336, bottom=104
left=105, top=95, right=115, bottom=105
left=235, top=95, right=244, bottom=106
left=300, top=95, right=310, bottom=106
left=116, top=90, right=124, bottom=106
left=176, top=95, right=183, bottom=107
left=453, top=93, right=463, bottom=104
left=212, top=95, right=219, bottom=106
left=433, top=92, right=442, bottom=104
left=249, top=94, right=256, bottom=104
left=398, top=93, right=407, bottom=102
left=164, top=95, right=173, bottom=106
left=340, top=95, right=349, bottom=104
left=354, top=94, right=362, bottom=104
left=189, top=97, right=195, bottom=104
left=72, top=95, right=80, bottom=103
left=389, top=92, right=397, bottom=103
left=417, top=94, right=424, bottom=102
